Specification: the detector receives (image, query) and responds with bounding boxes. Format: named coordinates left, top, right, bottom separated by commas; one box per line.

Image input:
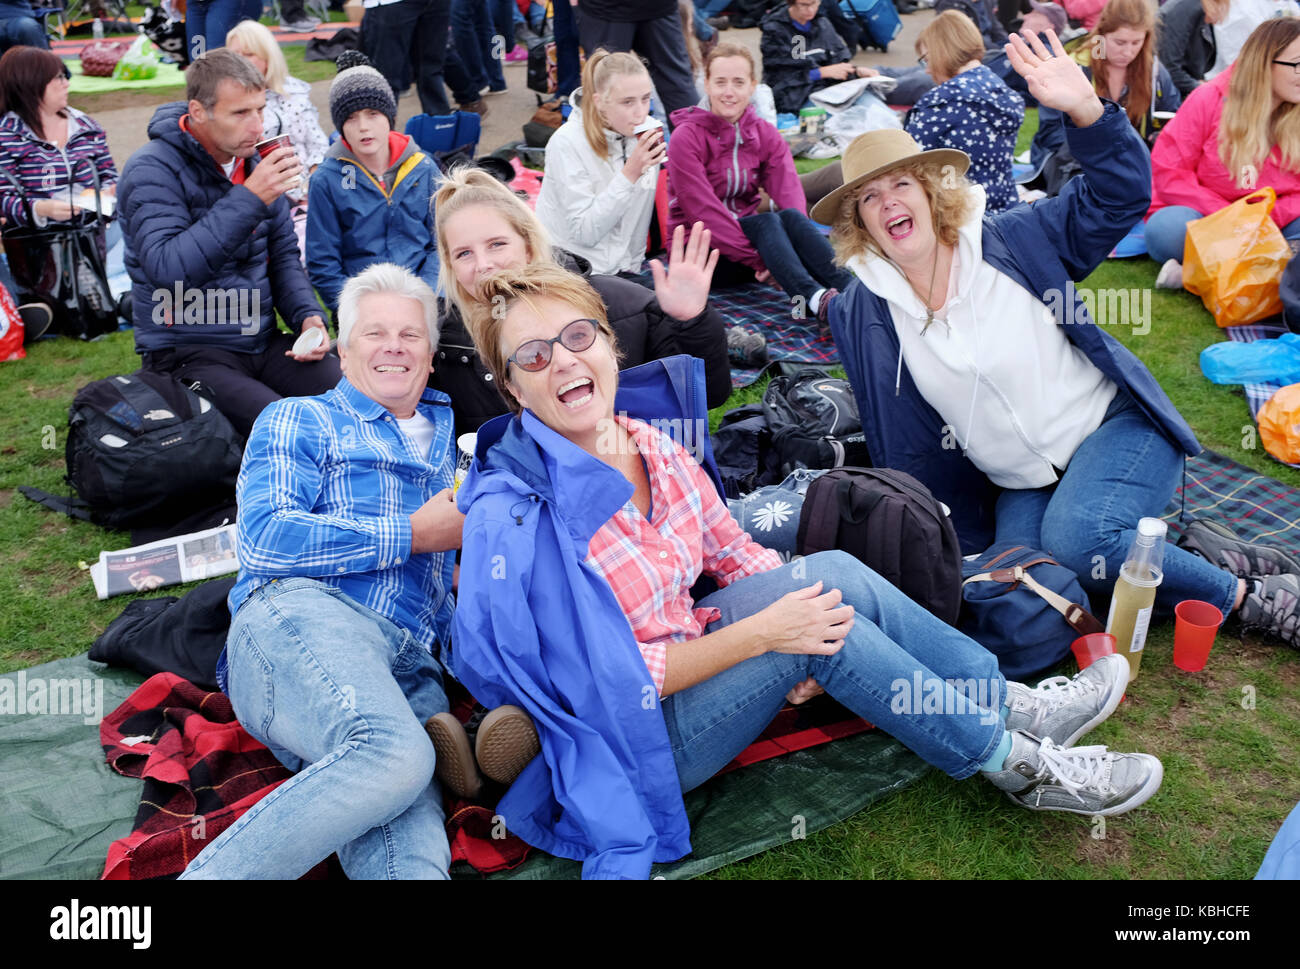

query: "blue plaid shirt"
left=226, top=377, right=456, bottom=671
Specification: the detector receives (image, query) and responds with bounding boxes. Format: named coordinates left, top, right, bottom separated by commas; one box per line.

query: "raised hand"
left=649, top=221, right=721, bottom=322
left=1004, top=30, right=1103, bottom=128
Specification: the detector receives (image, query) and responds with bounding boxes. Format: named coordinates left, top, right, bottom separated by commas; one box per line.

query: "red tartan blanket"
left=101, top=673, right=871, bottom=879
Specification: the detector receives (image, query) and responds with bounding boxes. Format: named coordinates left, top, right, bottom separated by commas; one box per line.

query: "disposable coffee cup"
left=454, top=432, right=477, bottom=491
left=255, top=134, right=293, bottom=158
left=633, top=118, right=663, bottom=140
left=1173, top=599, right=1223, bottom=672
left=292, top=327, right=325, bottom=356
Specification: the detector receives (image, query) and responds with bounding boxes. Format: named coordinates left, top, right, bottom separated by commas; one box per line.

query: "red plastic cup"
left=1174, top=600, right=1224, bottom=672
left=254, top=134, right=292, bottom=159
left=1070, top=632, right=1117, bottom=671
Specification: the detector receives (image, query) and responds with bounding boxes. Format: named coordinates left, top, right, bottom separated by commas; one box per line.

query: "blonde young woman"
left=431, top=167, right=734, bottom=437
left=534, top=49, right=665, bottom=277
left=1146, top=17, right=1300, bottom=275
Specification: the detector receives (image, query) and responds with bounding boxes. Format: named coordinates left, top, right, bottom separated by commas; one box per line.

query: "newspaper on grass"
left=809, top=75, right=898, bottom=113
left=90, top=522, right=238, bottom=599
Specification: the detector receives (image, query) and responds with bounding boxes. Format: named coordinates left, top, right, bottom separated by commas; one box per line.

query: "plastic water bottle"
left=1106, top=517, right=1167, bottom=682
left=92, top=18, right=104, bottom=39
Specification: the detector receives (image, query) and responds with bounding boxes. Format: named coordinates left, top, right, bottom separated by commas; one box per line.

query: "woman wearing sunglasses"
left=1146, top=17, right=1300, bottom=284
left=448, top=260, right=1164, bottom=880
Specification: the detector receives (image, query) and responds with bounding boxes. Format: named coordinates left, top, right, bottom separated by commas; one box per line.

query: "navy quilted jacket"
left=119, top=102, right=320, bottom=354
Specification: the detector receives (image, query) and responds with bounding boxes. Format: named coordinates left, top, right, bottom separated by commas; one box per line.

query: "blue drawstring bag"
left=1200, top=333, right=1300, bottom=386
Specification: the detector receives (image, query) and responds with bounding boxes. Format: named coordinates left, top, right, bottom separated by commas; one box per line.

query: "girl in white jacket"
left=535, top=50, right=666, bottom=276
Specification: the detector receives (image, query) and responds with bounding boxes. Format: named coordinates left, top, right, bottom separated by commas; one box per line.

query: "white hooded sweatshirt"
left=534, top=90, right=659, bottom=276
left=847, top=188, right=1117, bottom=490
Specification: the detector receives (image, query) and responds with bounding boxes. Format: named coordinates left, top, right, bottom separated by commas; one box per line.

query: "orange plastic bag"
left=1259, top=383, right=1300, bottom=464
left=1183, top=188, right=1291, bottom=328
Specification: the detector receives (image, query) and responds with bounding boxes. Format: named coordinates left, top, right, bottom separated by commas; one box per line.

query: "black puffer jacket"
left=1158, top=0, right=1217, bottom=100
left=760, top=8, right=853, bottom=115
left=429, top=251, right=733, bottom=438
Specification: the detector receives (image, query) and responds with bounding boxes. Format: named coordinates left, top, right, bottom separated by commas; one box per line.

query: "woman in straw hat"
left=813, top=30, right=1300, bottom=650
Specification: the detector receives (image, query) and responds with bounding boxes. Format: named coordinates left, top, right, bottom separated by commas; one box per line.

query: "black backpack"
left=762, top=369, right=871, bottom=477
left=63, top=371, right=243, bottom=530
left=796, top=466, right=963, bottom=624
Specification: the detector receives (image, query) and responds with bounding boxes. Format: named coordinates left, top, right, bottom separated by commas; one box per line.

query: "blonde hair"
left=830, top=161, right=977, bottom=264
left=470, top=264, right=619, bottom=416
left=581, top=49, right=651, bottom=157
left=225, top=19, right=289, bottom=95
left=1219, top=17, right=1300, bottom=189
left=915, top=10, right=985, bottom=82
left=433, top=167, right=556, bottom=336
left=1089, top=0, right=1154, bottom=130
left=705, top=41, right=757, bottom=82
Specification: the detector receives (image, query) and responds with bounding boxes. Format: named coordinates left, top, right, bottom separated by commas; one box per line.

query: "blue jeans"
left=739, top=208, right=855, bottom=304
left=662, top=550, right=1008, bottom=792
left=551, top=0, right=580, bottom=97
left=453, top=0, right=505, bottom=92
left=993, top=392, right=1239, bottom=620
left=727, top=468, right=826, bottom=559
left=0, top=15, right=49, bottom=53
left=185, top=0, right=258, bottom=59
left=1146, top=204, right=1300, bottom=264
left=179, top=578, right=452, bottom=880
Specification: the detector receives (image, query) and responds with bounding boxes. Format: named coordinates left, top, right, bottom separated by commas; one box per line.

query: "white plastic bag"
left=825, top=92, right=902, bottom=141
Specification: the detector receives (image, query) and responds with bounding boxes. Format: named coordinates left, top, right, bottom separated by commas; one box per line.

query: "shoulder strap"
left=963, top=563, right=1105, bottom=635
left=18, top=486, right=94, bottom=522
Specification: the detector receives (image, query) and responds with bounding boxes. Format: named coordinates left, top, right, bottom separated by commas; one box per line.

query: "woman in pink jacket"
left=666, top=42, right=853, bottom=327
left=1145, top=17, right=1300, bottom=281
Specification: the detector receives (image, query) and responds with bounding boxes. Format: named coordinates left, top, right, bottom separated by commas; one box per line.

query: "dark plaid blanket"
left=710, top=282, right=842, bottom=386
left=100, top=673, right=533, bottom=879
left=1166, top=449, right=1300, bottom=554
left=102, top=673, right=871, bottom=879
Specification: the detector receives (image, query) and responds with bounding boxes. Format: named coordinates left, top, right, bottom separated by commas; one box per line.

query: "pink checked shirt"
left=584, top=417, right=783, bottom=696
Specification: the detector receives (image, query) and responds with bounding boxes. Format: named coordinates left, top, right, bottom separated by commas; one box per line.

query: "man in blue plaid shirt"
left=180, top=263, right=466, bottom=880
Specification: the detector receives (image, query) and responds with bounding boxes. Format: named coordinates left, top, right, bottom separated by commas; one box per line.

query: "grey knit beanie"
left=329, top=56, right=398, bottom=134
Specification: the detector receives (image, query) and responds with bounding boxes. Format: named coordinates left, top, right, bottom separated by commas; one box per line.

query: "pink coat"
left=1148, top=68, right=1300, bottom=229
left=1061, top=0, right=1106, bottom=29
left=665, top=104, right=806, bottom=272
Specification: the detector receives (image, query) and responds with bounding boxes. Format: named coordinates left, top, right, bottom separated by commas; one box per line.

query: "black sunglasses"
left=506, top=318, right=599, bottom=373
left=59, top=63, right=72, bottom=80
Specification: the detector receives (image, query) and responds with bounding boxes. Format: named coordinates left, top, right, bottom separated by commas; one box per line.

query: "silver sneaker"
left=1004, top=653, right=1128, bottom=748
left=985, top=730, right=1164, bottom=817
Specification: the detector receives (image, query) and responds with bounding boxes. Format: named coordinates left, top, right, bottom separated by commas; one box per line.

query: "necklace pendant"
left=921, top=309, right=935, bottom=335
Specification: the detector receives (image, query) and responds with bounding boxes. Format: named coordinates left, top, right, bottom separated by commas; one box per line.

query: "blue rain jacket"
left=451, top=355, right=721, bottom=879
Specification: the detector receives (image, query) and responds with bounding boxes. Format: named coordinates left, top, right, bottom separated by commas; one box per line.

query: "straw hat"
left=808, top=129, right=970, bottom=226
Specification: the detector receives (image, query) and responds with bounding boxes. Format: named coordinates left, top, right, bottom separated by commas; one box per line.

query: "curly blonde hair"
left=830, top=161, right=977, bottom=265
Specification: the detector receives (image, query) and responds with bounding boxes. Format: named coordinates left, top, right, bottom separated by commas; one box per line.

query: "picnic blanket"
left=95, top=672, right=876, bottom=879
left=711, top=282, right=841, bottom=387
left=1224, top=322, right=1300, bottom=470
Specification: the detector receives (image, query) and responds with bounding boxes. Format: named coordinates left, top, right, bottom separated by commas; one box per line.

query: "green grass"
left=6, top=107, right=1300, bottom=880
